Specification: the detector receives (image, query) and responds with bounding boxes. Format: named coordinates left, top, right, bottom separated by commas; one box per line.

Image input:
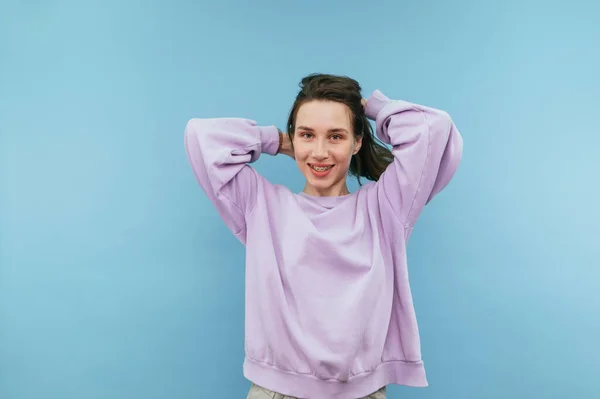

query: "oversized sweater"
left=184, top=89, right=463, bottom=399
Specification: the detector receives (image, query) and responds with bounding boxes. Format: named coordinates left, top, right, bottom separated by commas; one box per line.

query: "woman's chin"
left=305, top=176, right=332, bottom=187
left=304, top=175, right=346, bottom=193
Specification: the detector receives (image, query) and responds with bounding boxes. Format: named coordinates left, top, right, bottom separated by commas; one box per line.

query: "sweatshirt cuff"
left=260, top=125, right=281, bottom=155
left=364, top=89, right=392, bottom=120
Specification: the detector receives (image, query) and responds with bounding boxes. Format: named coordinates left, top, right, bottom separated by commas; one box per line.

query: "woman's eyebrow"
left=297, top=126, right=348, bottom=133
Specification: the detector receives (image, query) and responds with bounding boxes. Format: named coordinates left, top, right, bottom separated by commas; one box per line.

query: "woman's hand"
left=361, top=98, right=368, bottom=109
left=278, top=131, right=295, bottom=159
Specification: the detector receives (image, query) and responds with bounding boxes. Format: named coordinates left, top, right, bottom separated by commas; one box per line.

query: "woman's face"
left=293, top=100, right=362, bottom=197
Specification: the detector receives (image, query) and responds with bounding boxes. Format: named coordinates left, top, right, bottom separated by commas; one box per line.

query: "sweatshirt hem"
left=243, top=356, right=428, bottom=399
left=259, top=125, right=281, bottom=155
left=365, top=89, right=390, bottom=120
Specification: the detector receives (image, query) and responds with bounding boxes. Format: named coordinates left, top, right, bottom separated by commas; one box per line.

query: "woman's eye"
left=300, top=132, right=313, bottom=138
left=331, top=134, right=342, bottom=140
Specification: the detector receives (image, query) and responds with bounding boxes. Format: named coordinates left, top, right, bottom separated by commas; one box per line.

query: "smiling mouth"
left=308, top=164, right=334, bottom=172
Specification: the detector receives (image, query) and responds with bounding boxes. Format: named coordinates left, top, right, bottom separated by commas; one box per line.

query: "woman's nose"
left=312, top=142, right=329, bottom=159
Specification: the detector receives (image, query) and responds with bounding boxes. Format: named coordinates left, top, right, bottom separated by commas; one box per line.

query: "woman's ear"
left=353, top=135, right=363, bottom=155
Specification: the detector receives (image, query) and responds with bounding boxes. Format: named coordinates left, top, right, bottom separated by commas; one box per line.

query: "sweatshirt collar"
left=297, top=191, right=352, bottom=209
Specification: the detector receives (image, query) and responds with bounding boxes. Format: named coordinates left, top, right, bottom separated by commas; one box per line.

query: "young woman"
left=184, top=74, right=463, bottom=399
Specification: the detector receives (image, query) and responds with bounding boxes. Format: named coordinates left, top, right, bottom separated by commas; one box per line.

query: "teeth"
left=310, top=165, right=333, bottom=172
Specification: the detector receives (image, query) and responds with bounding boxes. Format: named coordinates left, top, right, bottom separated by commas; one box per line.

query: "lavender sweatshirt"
left=184, top=90, right=463, bottom=399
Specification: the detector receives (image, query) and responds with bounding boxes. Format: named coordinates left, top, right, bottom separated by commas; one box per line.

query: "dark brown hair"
left=286, top=73, right=393, bottom=184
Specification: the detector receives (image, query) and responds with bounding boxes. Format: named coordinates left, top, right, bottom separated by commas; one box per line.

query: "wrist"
left=276, top=129, right=284, bottom=154
left=277, top=129, right=294, bottom=157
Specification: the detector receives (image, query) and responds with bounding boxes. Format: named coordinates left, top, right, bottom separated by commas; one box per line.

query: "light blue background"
left=1, top=1, right=599, bottom=398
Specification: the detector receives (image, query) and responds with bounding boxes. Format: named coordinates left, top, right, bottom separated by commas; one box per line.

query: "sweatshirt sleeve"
left=184, top=117, right=280, bottom=243
left=365, top=90, right=463, bottom=228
